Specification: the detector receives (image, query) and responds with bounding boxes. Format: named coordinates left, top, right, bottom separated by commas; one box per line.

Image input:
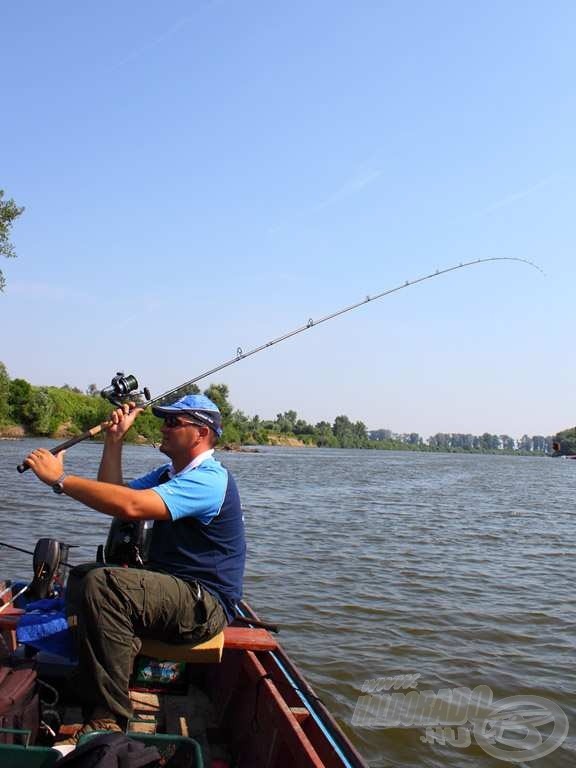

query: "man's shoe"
left=57, top=717, right=123, bottom=746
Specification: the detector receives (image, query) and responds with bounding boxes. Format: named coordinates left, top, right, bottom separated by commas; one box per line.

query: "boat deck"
left=0, top=585, right=367, bottom=767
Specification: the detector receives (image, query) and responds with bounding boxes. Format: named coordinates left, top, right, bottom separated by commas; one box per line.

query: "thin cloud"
left=474, top=174, right=557, bottom=217
left=268, top=158, right=383, bottom=235
left=108, top=15, right=194, bottom=72
left=318, top=165, right=384, bottom=210
left=113, top=298, right=165, bottom=331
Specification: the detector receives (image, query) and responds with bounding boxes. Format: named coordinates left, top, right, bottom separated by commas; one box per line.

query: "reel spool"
left=100, top=372, right=151, bottom=408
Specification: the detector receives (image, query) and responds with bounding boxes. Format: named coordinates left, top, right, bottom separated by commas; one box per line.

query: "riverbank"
left=0, top=424, right=550, bottom=455
left=0, top=425, right=309, bottom=449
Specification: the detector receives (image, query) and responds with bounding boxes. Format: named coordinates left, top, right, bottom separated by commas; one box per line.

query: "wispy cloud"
left=268, top=156, right=384, bottom=235
left=113, top=298, right=165, bottom=331
left=108, top=15, right=194, bottom=72
left=473, top=174, right=558, bottom=218
left=108, top=0, right=226, bottom=73
left=317, top=165, right=384, bottom=210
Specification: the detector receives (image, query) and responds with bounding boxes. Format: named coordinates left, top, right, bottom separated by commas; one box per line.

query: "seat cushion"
left=139, top=627, right=278, bottom=664
left=140, top=631, right=224, bottom=663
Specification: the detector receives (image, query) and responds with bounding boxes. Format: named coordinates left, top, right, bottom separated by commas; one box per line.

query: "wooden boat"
left=0, top=553, right=368, bottom=767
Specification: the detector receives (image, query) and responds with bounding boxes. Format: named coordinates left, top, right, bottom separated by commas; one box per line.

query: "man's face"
left=158, top=415, right=205, bottom=457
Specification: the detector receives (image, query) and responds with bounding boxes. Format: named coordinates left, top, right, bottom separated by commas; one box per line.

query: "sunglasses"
left=162, top=415, right=205, bottom=429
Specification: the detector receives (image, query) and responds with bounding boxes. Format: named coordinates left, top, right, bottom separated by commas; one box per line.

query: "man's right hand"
left=105, top=402, right=143, bottom=443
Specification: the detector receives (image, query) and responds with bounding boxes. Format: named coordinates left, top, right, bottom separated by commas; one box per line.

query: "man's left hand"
left=25, top=448, right=66, bottom=486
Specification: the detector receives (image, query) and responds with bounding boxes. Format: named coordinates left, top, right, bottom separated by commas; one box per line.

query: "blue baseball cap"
left=152, top=394, right=223, bottom=437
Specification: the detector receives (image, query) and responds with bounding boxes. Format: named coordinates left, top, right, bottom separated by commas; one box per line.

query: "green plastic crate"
left=0, top=729, right=59, bottom=768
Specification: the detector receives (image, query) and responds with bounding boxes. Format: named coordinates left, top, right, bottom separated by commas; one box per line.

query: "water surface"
left=1, top=440, right=574, bottom=766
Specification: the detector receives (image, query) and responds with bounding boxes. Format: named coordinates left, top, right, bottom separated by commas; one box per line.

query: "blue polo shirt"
left=129, top=454, right=245, bottom=621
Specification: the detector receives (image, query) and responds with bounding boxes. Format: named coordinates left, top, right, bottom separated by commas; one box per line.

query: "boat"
left=0, top=538, right=368, bottom=767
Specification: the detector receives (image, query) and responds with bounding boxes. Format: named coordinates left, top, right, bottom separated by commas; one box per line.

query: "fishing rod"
left=16, top=256, right=542, bottom=473
left=0, top=584, right=30, bottom=614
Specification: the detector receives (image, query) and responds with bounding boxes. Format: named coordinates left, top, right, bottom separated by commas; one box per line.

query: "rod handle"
left=17, top=422, right=109, bottom=473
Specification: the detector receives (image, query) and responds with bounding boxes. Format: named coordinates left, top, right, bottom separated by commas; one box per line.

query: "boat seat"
left=0, top=609, right=278, bottom=664
left=140, top=631, right=225, bottom=663
left=140, top=626, right=278, bottom=664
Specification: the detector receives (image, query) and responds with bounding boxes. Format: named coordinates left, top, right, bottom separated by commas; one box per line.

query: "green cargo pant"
left=67, top=565, right=226, bottom=723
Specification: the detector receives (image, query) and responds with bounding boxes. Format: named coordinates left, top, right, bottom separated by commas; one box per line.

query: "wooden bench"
left=140, top=626, right=278, bottom=664
left=0, top=608, right=277, bottom=664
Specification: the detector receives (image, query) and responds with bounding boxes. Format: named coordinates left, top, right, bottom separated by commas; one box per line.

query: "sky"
left=1, top=1, right=575, bottom=438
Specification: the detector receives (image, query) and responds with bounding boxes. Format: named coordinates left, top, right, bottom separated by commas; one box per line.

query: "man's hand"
left=25, top=448, right=65, bottom=486
left=105, top=402, right=144, bottom=443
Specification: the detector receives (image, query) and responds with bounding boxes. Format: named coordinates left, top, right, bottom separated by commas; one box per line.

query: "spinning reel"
left=100, top=372, right=151, bottom=408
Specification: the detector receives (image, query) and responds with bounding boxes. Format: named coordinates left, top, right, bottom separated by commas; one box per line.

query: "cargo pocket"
left=104, top=567, right=148, bottom=628
left=175, top=582, right=204, bottom=642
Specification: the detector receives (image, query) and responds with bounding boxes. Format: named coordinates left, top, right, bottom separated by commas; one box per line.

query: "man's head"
left=152, top=395, right=222, bottom=461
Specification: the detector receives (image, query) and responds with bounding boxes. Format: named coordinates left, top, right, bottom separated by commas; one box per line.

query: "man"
left=25, top=394, right=246, bottom=740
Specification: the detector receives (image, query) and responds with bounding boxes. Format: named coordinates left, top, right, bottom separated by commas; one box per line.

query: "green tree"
left=332, top=415, right=368, bottom=447
left=25, top=388, right=55, bottom=435
left=0, top=362, right=10, bottom=423
left=156, top=383, right=200, bottom=406
left=61, top=383, right=83, bottom=394
left=294, top=418, right=314, bottom=435
left=132, top=409, right=162, bottom=443
left=8, top=377, right=32, bottom=424
left=553, top=427, right=576, bottom=456
left=277, top=410, right=297, bottom=433
left=0, top=190, right=24, bottom=291
left=203, top=384, right=233, bottom=420
left=314, top=420, right=337, bottom=447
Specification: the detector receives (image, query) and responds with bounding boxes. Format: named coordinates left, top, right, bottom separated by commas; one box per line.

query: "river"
left=1, top=439, right=574, bottom=766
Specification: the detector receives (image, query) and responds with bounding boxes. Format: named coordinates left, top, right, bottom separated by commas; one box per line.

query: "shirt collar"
left=168, top=449, right=215, bottom=479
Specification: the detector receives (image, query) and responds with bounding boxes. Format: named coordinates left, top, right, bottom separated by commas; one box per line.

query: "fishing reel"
left=100, top=372, right=151, bottom=408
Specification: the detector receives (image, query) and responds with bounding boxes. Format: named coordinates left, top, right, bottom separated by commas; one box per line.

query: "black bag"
left=56, top=732, right=161, bottom=767
left=0, top=661, right=40, bottom=744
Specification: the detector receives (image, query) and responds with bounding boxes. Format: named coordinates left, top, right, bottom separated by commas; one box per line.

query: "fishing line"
left=0, top=541, right=73, bottom=568
left=17, top=256, right=542, bottom=472
left=151, top=257, right=542, bottom=404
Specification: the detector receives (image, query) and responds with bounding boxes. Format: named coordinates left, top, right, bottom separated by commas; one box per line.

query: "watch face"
left=52, top=482, right=64, bottom=494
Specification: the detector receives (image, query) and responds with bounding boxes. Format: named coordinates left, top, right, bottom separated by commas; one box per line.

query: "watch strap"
left=52, top=473, right=67, bottom=494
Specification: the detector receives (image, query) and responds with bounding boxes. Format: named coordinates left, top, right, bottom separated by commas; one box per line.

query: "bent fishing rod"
left=17, top=256, right=542, bottom=473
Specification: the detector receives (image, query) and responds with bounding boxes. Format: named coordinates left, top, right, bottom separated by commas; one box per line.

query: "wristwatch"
left=52, top=473, right=67, bottom=495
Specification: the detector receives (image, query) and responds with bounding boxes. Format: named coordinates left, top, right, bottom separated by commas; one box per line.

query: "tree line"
left=0, top=362, right=563, bottom=453
left=372, top=429, right=556, bottom=453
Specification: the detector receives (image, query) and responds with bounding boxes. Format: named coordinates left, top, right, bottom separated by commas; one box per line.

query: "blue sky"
left=1, top=1, right=575, bottom=437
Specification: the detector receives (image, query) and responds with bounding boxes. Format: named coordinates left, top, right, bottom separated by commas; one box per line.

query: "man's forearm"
left=62, top=475, right=134, bottom=518
left=98, top=439, right=124, bottom=484
left=60, top=476, right=169, bottom=520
